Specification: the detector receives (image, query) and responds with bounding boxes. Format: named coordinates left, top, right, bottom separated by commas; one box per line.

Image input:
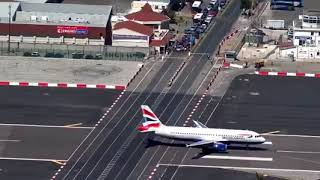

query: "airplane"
left=137, top=105, right=269, bottom=153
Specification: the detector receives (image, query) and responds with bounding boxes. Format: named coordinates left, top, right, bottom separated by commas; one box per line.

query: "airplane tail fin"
left=138, top=105, right=162, bottom=132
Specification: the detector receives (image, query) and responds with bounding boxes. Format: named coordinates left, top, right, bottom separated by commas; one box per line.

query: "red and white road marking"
left=0, top=81, right=126, bottom=90
left=255, top=71, right=320, bottom=78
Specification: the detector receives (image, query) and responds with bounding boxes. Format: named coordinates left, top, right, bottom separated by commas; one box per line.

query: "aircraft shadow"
left=146, top=139, right=267, bottom=150
left=146, top=139, right=268, bottom=159
left=145, top=138, right=187, bottom=148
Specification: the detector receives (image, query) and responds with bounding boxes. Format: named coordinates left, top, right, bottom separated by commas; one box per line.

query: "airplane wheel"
left=202, top=148, right=210, bottom=154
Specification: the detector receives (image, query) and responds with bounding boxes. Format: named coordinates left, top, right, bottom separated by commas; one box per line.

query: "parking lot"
left=0, top=86, right=121, bottom=179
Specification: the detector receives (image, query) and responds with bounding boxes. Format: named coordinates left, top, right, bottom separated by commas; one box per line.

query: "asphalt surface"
left=0, top=126, right=90, bottom=160
left=208, top=74, right=320, bottom=135
left=0, top=87, right=120, bottom=126
left=0, top=86, right=120, bottom=180
left=0, top=125, right=91, bottom=180
left=158, top=166, right=286, bottom=180
left=155, top=74, right=320, bottom=180
left=54, top=0, right=243, bottom=179
left=0, top=160, right=59, bottom=180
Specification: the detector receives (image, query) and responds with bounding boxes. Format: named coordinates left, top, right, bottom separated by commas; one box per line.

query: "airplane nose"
left=261, top=137, right=266, bottom=142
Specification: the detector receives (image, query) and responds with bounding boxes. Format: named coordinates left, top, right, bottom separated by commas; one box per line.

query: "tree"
left=162, top=8, right=176, bottom=20
left=241, top=0, right=253, bottom=10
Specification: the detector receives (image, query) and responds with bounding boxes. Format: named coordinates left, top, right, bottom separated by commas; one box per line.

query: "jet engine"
left=202, top=143, right=227, bottom=153
left=212, top=143, right=227, bottom=152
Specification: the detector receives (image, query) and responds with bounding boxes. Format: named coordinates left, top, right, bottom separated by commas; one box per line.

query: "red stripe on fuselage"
left=142, top=109, right=157, bottom=119
left=138, top=123, right=160, bottom=132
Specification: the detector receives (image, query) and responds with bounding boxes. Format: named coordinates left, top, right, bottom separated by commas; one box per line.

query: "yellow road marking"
left=64, top=123, right=83, bottom=127
left=262, top=130, right=280, bottom=135
left=52, top=160, right=67, bottom=165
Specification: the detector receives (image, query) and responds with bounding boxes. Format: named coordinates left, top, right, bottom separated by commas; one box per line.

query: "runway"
left=0, top=86, right=120, bottom=126
left=148, top=74, right=320, bottom=180
left=53, top=0, right=242, bottom=179
left=0, top=160, right=59, bottom=180
left=155, top=165, right=285, bottom=180
left=0, top=125, right=90, bottom=160
left=0, top=86, right=121, bottom=179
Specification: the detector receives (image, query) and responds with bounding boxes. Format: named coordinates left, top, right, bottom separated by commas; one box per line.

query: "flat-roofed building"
left=0, top=2, right=113, bottom=45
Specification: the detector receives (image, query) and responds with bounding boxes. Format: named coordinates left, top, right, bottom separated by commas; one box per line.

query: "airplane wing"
left=186, top=136, right=228, bottom=147
left=193, top=120, right=208, bottom=128
left=186, top=140, right=216, bottom=147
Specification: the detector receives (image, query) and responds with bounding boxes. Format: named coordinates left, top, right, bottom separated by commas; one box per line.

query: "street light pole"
left=8, top=4, right=11, bottom=54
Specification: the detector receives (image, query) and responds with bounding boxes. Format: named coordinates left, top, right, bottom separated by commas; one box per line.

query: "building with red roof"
left=125, top=3, right=170, bottom=30
left=113, top=21, right=153, bottom=47
left=112, top=3, right=173, bottom=54
left=112, top=20, right=173, bottom=54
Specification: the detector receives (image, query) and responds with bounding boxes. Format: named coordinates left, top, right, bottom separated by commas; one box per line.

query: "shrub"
left=23, top=52, right=32, bottom=56
left=54, top=53, right=64, bottom=58
left=45, top=52, right=55, bottom=57
left=85, top=54, right=94, bottom=59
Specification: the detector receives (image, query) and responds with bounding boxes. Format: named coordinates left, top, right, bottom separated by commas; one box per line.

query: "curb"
left=255, top=71, right=320, bottom=77
left=184, top=62, right=225, bottom=126
left=0, top=81, right=126, bottom=90
left=168, top=61, right=186, bottom=87
left=126, top=64, right=144, bottom=87
left=216, top=28, right=240, bottom=56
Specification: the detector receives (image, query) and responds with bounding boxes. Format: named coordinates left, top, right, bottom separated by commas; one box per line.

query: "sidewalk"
left=0, top=56, right=142, bottom=85
left=259, top=61, right=320, bottom=74
left=218, top=1, right=269, bottom=57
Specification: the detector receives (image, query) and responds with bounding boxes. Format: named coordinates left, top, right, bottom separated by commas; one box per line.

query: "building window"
left=299, top=40, right=305, bottom=46
left=162, top=6, right=165, bottom=10
left=311, top=32, right=314, bottom=36
left=155, top=5, right=158, bottom=9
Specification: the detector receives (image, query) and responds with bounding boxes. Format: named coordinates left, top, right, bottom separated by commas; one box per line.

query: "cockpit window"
left=255, top=135, right=261, bottom=138
left=248, top=135, right=253, bottom=138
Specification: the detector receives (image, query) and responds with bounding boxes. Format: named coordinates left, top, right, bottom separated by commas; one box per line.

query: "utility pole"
left=8, top=4, right=11, bottom=54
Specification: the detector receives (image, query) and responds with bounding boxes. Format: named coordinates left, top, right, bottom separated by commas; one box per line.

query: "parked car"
left=31, top=52, right=40, bottom=57
left=184, top=28, right=192, bottom=34
left=209, top=10, right=218, bottom=17
left=205, top=16, right=213, bottom=24
left=220, top=0, right=226, bottom=6
left=175, top=44, right=186, bottom=52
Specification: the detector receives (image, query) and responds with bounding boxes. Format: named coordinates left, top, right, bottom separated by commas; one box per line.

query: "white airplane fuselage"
left=153, top=125, right=266, bottom=145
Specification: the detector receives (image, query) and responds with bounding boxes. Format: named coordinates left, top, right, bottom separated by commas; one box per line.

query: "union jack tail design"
left=138, top=105, right=162, bottom=132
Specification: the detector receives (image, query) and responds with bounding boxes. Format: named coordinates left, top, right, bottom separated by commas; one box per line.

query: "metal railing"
left=0, top=41, right=152, bottom=61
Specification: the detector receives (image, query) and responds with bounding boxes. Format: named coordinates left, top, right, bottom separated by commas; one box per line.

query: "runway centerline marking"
left=265, top=134, right=320, bottom=138
left=0, top=123, right=94, bottom=129
left=0, top=157, right=67, bottom=162
left=158, top=164, right=320, bottom=173
left=277, top=150, right=320, bottom=154
left=202, top=155, right=273, bottom=161
left=64, top=123, right=83, bottom=128
left=0, top=139, right=21, bottom=142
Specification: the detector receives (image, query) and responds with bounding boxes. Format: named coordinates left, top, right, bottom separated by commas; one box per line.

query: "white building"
left=293, top=15, right=320, bottom=47
left=280, top=13, right=320, bottom=60
left=112, top=21, right=152, bottom=47
left=130, top=0, right=169, bottom=13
